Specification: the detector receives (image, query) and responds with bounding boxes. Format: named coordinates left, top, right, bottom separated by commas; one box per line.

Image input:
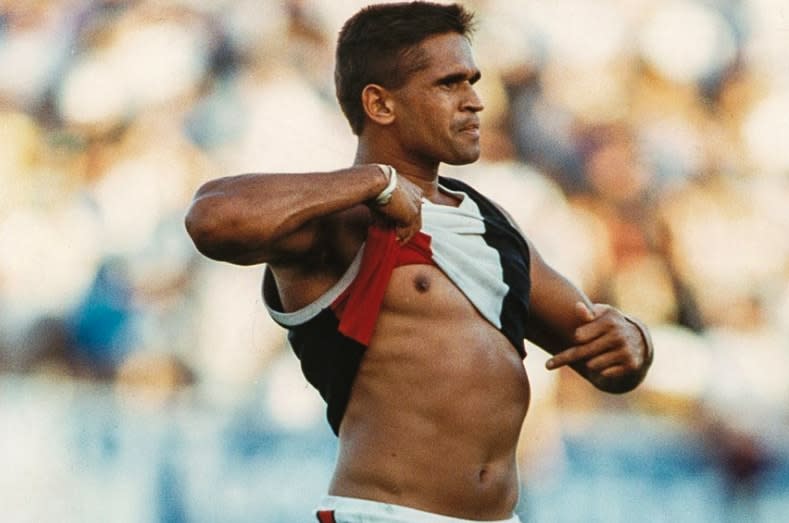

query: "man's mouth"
left=458, top=121, right=480, bottom=137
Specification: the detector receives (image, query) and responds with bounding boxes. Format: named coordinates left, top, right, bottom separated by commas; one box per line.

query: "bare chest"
left=381, top=264, right=477, bottom=319
left=368, top=264, right=526, bottom=391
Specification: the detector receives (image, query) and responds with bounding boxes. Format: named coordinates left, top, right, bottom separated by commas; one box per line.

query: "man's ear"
left=361, top=84, right=396, bottom=126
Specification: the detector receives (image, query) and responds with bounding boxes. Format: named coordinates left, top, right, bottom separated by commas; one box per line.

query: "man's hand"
left=372, top=175, right=423, bottom=244
left=545, top=302, right=649, bottom=380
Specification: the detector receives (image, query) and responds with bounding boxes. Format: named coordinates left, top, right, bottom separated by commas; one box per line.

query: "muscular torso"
left=272, top=200, right=531, bottom=519
left=331, top=263, right=530, bottom=519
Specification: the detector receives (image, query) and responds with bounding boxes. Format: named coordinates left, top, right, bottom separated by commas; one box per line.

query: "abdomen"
left=331, top=265, right=530, bottom=519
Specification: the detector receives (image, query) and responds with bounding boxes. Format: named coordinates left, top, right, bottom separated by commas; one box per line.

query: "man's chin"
left=443, top=149, right=481, bottom=166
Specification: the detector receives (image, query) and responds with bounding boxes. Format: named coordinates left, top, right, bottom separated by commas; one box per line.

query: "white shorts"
left=315, top=495, right=523, bottom=523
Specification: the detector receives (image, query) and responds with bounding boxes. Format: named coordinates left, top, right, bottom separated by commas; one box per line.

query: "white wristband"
left=374, top=164, right=397, bottom=206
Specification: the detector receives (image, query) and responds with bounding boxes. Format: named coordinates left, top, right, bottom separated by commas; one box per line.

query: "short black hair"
left=335, top=2, right=476, bottom=135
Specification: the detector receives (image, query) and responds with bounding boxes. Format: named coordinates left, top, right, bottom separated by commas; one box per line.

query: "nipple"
left=414, top=274, right=431, bottom=293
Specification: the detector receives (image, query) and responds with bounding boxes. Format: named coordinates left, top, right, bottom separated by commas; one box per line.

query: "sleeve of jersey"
left=331, top=226, right=432, bottom=346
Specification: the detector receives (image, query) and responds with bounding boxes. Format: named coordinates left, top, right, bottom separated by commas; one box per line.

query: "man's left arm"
left=523, top=241, right=654, bottom=393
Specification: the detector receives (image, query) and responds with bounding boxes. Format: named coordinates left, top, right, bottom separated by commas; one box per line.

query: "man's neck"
left=354, top=144, right=443, bottom=201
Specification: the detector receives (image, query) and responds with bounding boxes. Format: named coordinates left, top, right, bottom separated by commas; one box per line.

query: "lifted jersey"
left=263, top=177, right=531, bottom=435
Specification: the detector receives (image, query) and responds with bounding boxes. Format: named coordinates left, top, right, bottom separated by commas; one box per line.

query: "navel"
left=414, top=274, right=431, bottom=293
left=478, top=467, right=489, bottom=483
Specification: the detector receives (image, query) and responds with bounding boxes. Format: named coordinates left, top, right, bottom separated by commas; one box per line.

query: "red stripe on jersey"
left=332, top=226, right=433, bottom=345
left=316, top=510, right=336, bottom=523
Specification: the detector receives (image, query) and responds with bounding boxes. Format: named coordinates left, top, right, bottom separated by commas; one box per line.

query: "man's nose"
left=463, top=86, right=484, bottom=112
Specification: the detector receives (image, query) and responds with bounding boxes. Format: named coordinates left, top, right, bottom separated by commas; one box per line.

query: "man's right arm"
left=184, top=165, right=421, bottom=266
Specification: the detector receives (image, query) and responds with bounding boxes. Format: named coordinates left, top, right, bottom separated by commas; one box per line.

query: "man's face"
left=390, top=32, right=484, bottom=167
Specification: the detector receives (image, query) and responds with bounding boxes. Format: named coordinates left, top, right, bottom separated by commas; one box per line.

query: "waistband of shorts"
left=317, top=495, right=521, bottom=523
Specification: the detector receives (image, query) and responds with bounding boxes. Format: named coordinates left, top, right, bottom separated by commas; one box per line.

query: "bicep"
left=485, top=199, right=593, bottom=355
left=219, top=219, right=323, bottom=266
left=524, top=240, right=592, bottom=355
left=186, top=169, right=378, bottom=267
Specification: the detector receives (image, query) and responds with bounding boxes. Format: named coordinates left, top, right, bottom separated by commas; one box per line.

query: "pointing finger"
left=546, top=334, right=613, bottom=370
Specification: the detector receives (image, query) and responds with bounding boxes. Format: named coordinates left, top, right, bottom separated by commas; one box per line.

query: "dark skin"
left=186, top=32, right=651, bottom=519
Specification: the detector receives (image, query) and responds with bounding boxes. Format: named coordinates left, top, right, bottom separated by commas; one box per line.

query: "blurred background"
left=1, top=0, right=788, bottom=521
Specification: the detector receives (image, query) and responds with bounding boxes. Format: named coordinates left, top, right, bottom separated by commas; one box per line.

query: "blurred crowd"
left=1, top=0, right=788, bottom=518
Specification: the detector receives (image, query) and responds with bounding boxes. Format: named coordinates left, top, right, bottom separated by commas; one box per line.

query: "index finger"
left=545, top=346, right=582, bottom=370
left=545, top=335, right=608, bottom=370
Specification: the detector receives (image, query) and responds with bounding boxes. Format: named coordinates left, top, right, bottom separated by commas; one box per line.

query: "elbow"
left=184, top=188, right=278, bottom=265
left=184, top=196, right=226, bottom=260
left=184, top=180, right=248, bottom=262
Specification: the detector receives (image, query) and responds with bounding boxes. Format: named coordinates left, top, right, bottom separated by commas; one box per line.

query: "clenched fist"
left=371, top=173, right=423, bottom=244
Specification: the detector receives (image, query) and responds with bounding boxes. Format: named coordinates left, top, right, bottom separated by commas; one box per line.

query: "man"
left=185, top=2, right=653, bottom=522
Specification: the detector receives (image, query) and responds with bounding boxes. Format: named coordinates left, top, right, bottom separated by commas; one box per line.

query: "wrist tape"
left=374, top=164, right=397, bottom=206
